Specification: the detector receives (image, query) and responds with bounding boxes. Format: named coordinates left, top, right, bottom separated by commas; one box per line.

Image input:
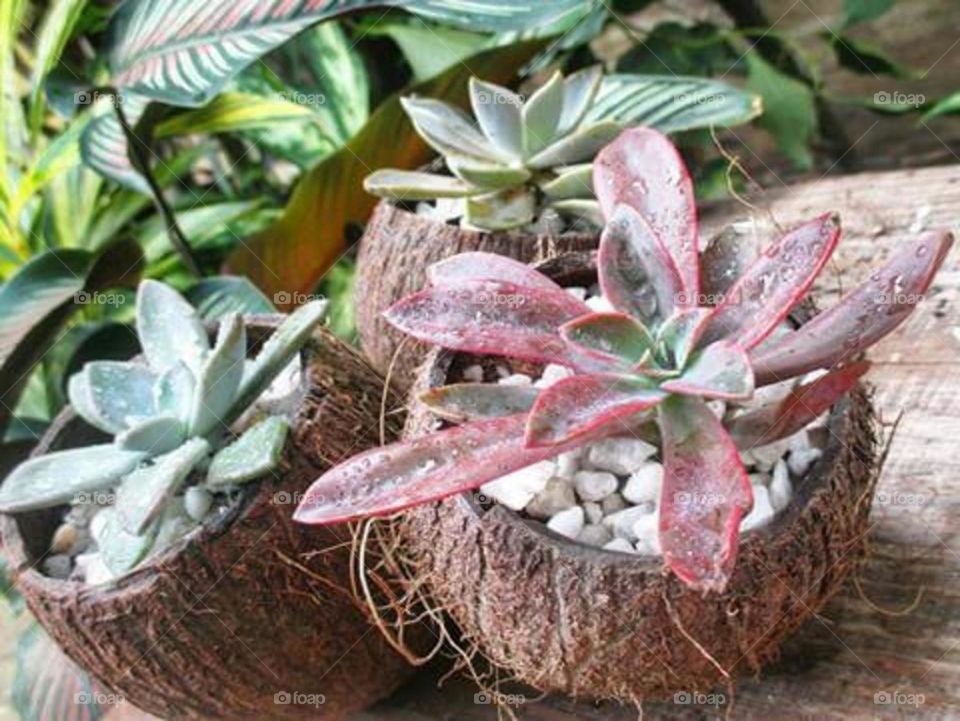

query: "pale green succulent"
left=0, top=280, right=327, bottom=576
left=364, top=66, right=614, bottom=231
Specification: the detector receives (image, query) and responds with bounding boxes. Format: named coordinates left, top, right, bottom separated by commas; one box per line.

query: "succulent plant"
left=0, top=280, right=327, bottom=576
left=296, top=127, right=953, bottom=593
left=363, top=66, right=614, bottom=231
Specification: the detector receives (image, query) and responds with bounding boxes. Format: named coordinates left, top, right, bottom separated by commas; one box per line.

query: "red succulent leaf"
left=427, top=251, right=564, bottom=292
left=699, top=213, right=841, bottom=351
left=661, top=340, right=754, bottom=400
left=729, top=361, right=870, bottom=447
left=751, top=230, right=954, bottom=385
left=594, top=127, right=700, bottom=296
left=525, top=372, right=666, bottom=448
left=657, top=396, right=753, bottom=593
left=418, top=383, right=540, bottom=423
left=655, top=307, right=713, bottom=369
left=599, top=204, right=686, bottom=321
left=559, top=311, right=654, bottom=367
left=384, top=279, right=591, bottom=368
left=295, top=414, right=587, bottom=525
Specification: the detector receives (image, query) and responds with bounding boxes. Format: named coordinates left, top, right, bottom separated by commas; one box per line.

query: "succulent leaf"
left=700, top=223, right=761, bottom=298
left=699, top=213, right=842, bottom=351
left=154, top=361, right=195, bottom=422
left=599, top=204, right=686, bottom=324
left=751, top=230, right=954, bottom=384
left=540, top=163, right=594, bottom=200
left=730, top=362, right=870, bottom=447
left=521, top=70, right=564, bottom=156
left=469, top=77, right=524, bottom=157
left=550, top=199, right=604, bottom=226
left=206, top=415, right=289, bottom=488
left=384, top=279, right=591, bottom=368
left=447, top=156, right=531, bottom=190
left=464, top=187, right=536, bottom=230
left=560, top=312, right=654, bottom=367
left=401, top=97, right=507, bottom=162
left=96, top=508, right=158, bottom=576
left=419, top=383, right=540, bottom=423
left=557, top=65, right=603, bottom=135
left=660, top=341, right=754, bottom=400
left=231, top=300, right=327, bottom=425
left=115, top=415, right=187, bottom=456
left=428, top=252, right=565, bottom=293
left=527, top=121, right=622, bottom=169
left=116, top=438, right=210, bottom=535
left=189, top=312, right=246, bottom=438
left=594, top=127, right=700, bottom=296
left=68, top=362, right=158, bottom=435
left=657, top=395, right=752, bottom=593
left=136, top=280, right=209, bottom=374
left=525, top=373, right=666, bottom=448
left=363, top=169, right=477, bottom=200
left=656, top=308, right=712, bottom=369
left=0, top=445, right=147, bottom=512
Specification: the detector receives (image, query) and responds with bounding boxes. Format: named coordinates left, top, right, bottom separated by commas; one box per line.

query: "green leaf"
left=464, top=187, right=535, bottom=230
left=186, top=276, right=275, bottom=320
left=841, top=0, right=894, bottom=28
left=79, top=93, right=150, bottom=193
left=363, top=169, right=477, bottom=200
left=469, top=77, right=524, bottom=158
left=827, top=33, right=910, bottom=78
left=447, top=156, right=531, bottom=190
left=540, top=163, right=593, bottom=200
left=107, top=0, right=591, bottom=107
left=521, top=70, right=565, bottom=156
left=95, top=507, right=158, bottom=574
left=401, top=96, right=505, bottom=161
left=189, top=313, right=245, bottom=437
left=378, top=19, right=489, bottom=82
left=68, top=361, right=158, bottom=434
left=527, top=120, right=622, bottom=169
left=745, top=50, right=817, bottom=170
left=154, top=92, right=317, bottom=137
left=154, top=361, right=195, bottom=422
left=138, top=200, right=263, bottom=263
left=206, top=415, right=288, bottom=488
left=115, top=415, right=186, bottom=455
left=0, top=444, right=146, bottom=512
left=28, top=0, right=89, bottom=134
left=419, top=383, right=539, bottom=423
left=136, top=280, right=209, bottom=374
left=923, top=91, right=960, bottom=120
left=226, top=40, right=545, bottom=298
left=557, top=64, right=602, bottom=134
left=116, top=437, right=209, bottom=534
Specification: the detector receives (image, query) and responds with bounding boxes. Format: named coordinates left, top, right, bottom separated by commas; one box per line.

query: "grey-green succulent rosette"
left=0, top=280, right=327, bottom=579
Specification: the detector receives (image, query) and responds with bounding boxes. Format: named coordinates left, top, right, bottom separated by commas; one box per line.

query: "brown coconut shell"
left=399, top=252, right=880, bottom=702
left=354, top=200, right=597, bottom=390
left=1, top=320, right=417, bottom=721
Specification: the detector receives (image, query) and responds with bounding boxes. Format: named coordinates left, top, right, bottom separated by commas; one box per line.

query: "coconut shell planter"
left=0, top=283, right=415, bottom=721
left=296, top=127, right=954, bottom=707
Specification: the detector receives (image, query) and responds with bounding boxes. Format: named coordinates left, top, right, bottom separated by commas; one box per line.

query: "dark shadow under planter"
left=1, top=320, right=419, bottom=721
left=397, top=252, right=880, bottom=703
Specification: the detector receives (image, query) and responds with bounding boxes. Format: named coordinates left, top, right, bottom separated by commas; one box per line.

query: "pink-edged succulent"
left=296, top=127, right=953, bottom=593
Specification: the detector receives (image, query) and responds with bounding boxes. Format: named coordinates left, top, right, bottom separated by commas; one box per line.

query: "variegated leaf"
left=79, top=93, right=150, bottom=192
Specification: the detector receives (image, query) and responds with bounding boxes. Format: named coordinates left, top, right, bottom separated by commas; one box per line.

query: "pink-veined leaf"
left=418, top=383, right=540, bottom=423
left=729, top=361, right=870, bottom=447
left=657, top=395, right=752, bottom=593
left=699, top=213, right=841, bottom=351
left=525, top=373, right=666, bottom=448
left=599, top=204, right=686, bottom=322
left=594, top=127, right=700, bottom=295
left=656, top=307, right=712, bottom=369
left=559, top=311, right=654, bottom=367
left=751, top=230, right=954, bottom=385
left=384, top=279, right=592, bottom=368
left=294, top=413, right=594, bottom=525
left=427, top=251, right=564, bottom=292
left=661, top=340, right=754, bottom=400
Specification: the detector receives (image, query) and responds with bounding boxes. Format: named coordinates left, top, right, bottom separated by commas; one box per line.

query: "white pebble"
left=498, top=373, right=532, bottom=386
left=574, top=470, right=618, bottom=502
left=42, top=554, right=72, bottom=580
left=185, top=487, right=214, bottom=522
left=601, top=493, right=627, bottom=515
left=578, top=523, right=613, bottom=547
left=603, top=537, right=636, bottom=554
left=622, top=463, right=663, bottom=505
left=76, top=552, right=114, bottom=585
left=603, top=505, right=655, bottom=541
left=586, top=437, right=657, bottom=475
left=741, top=486, right=775, bottom=532
left=631, top=513, right=661, bottom=555
left=566, top=287, right=587, bottom=300
left=748, top=439, right=791, bottom=471
left=481, top=460, right=554, bottom=510
left=585, top=295, right=615, bottom=313
left=463, top=364, right=484, bottom=383
left=788, top=447, right=822, bottom=477
left=556, top=449, right=582, bottom=479
left=525, top=477, right=576, bottom=519
left=583, top=502, right=604, bottom=525
left=770, top=460, right=792, bottom=512
left=547, top=506, right=585, bottom=539
left=534, top=363, right=573, bottom=389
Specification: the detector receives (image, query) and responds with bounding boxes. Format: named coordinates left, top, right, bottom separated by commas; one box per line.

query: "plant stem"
left=113, top=99, right=203, bottom=278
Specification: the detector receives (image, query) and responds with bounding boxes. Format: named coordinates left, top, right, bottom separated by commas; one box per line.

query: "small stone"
left=463, top=364, right=484, bottom=383
left=603, top=537, right=636, bottom=554
left=741, top=486, right=775, bottom=532
left=751, top=379, right=795, bottom=407
left=481, top=460, right=555, bottom=510
left=566, top=287, right=587, bottom=300
left=534, top=363, right=573, bottom=389
left=556, top=449, right=582, bottom=479
left=631, top=513, right=660, bottom=555
left=622, top=463, right=663, bottom=505
left=185, top=487, right=214, bottom=522
left=601, top=492, right=627, bottom=516
left=770, top=460, right=792, bottom=512
left=42, top=554, right=72, bottom=580
left=749, top=439, right=791, bottom=471
left=788, top=447, right=822, bottom=477
left=574, top=470, right=618, bottom=502
left=75, top=552, right=114, bottom=585
left=498, top=373, right=532, bottom=387
left=603, top=505, right=655, bottom=540
left=50, top=523, right=78, bottom=554
left=525, top=477, right=576, bottom=519
left=585, top=295, right=615, bottom=313
left=583, top=502, right=603, bottom=525
left=586, top=437, right=657, bottom=475
left=577, top=523, right=612, bottom=547
left=547, top=506, right=585, bottom=539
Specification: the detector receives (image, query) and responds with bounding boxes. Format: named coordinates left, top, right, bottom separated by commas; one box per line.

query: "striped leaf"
left=79, top=93, right=149, bottom=192
left=108, top=0, right=592, bottom=107
left=586, top=74, right=763, bottom=132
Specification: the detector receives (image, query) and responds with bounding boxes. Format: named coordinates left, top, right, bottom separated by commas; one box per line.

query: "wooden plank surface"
left=356, top=163, right=960, bottom=721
